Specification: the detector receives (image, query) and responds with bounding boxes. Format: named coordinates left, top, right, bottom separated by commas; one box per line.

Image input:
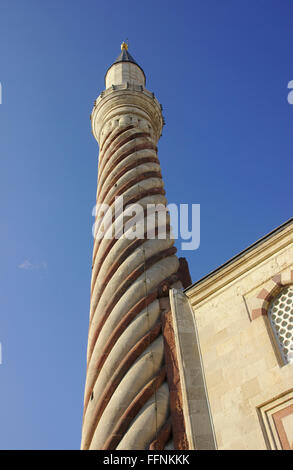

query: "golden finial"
left=121, top=41, right=128, bottom=51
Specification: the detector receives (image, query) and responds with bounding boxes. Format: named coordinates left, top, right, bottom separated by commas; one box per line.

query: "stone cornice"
left=185, top=219, right=293, bottom=307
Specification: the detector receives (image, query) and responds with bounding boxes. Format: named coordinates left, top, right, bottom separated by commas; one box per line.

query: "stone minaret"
left=81, top=43, right=190, bottom=450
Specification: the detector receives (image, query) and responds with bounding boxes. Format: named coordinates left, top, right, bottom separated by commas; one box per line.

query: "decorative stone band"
left=251, top=268, right=293, bottom=320
left=81, top=87, right=190, bottom=450
left=91, top=85, right=164, bottom=144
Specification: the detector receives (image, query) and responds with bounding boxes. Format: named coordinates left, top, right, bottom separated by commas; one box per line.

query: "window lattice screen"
left=268, top=286, right=293, bottom=364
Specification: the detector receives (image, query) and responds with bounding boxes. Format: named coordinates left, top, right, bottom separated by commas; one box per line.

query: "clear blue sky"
left=0, top=0, right=292, bottom=449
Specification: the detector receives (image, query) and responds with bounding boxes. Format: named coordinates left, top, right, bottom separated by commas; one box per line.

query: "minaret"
left=81, top=43, right=190, bottom=450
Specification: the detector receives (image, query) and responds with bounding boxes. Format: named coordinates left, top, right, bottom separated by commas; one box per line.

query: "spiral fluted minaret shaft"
left=81, top=46, right=183, bottom=450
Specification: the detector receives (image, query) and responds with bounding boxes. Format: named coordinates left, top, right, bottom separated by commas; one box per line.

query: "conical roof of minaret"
left=105, top=42, right=146, bottom=86
left=114, top=46, right=139, bottom=67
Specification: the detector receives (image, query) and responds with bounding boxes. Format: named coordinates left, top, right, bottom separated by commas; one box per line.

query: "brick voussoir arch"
left=251, top=269, right=293, bottom=320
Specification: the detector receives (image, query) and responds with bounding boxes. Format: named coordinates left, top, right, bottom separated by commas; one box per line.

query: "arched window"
left=268, top=286, right=293, bottom=364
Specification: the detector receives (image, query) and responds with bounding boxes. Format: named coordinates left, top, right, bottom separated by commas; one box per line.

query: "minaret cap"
left=104, top=42, right=146, bottom=88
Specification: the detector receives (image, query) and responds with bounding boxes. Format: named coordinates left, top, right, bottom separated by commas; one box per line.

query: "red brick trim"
left=251, top=307, right=268, bottom=319
left=272, top=404, right=293, bottom=450
left=257, top=288, right=271, bottom=301
left=162, top=309, right=189, bottom=450
left=149, top=418, right=172, bottom=450
left=251, top=270, right=293, bottom=320
left=272, top=274, right=282, bottom=285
